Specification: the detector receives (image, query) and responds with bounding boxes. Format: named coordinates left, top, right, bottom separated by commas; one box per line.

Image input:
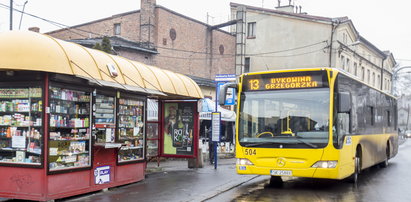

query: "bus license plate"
left=270, top=170, right=292, bottom=176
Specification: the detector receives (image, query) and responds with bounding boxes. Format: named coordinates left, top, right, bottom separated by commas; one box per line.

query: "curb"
left=186, top=175, right=261, bottom=202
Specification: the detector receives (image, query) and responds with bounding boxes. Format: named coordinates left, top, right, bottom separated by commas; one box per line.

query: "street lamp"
left=392, top=66, right=411, bottom=96
left=18, top=1, right=28, bottom=30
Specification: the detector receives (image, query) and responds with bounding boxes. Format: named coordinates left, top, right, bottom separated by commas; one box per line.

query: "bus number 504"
left=245, top=149, right=256, bottom=155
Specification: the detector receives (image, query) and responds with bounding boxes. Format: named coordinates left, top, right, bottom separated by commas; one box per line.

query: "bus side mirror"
left=218, top=82, right=237, bottom=105
left=338, top=92, right=351, bottom=113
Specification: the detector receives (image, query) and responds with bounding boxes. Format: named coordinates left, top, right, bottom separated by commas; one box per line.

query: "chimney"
left=140, top=0, right=156, bottom=49
left=28, top=27, right=40, bottom=33
left=275, top=4, right=295, bottom=13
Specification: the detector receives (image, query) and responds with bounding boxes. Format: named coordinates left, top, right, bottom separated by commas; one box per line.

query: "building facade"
left=230, top=2, right=396, bottom=93
left=46, top=0, right=236, bottom=99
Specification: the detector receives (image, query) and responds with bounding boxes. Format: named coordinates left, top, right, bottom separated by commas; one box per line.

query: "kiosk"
left=0, top=31, right=203, bottom=201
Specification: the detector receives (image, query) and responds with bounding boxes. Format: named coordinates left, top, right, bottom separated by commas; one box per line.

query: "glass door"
left=117, top=97, right=145, bottom=163
left=146, top=99, right=159, bottom=158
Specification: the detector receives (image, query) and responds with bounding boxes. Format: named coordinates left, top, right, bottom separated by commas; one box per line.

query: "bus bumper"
left=237, top=165, right=343, bottom=179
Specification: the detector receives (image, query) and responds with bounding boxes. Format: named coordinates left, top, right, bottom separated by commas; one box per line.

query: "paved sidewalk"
left=56, top=157, right=258, bottom=202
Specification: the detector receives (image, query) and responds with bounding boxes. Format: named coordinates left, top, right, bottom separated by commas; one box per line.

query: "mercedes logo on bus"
left=277, top=157, right=286, bottom=167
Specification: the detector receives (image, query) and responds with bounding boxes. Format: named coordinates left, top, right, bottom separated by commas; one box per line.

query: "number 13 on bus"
left=219, top=68, right=398, bottom=183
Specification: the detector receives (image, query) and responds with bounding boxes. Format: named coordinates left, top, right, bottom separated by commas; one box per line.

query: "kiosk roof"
left=0, top=31, right=203, bottom=99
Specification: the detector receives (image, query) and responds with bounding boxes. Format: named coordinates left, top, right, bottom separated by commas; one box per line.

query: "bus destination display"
left=243, top=72, right=326, bottom=91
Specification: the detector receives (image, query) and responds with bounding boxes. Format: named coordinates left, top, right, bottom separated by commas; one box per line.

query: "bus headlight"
left=311, top=161, right=338, bottom=168
left=237, top=158, right=254, bottom=165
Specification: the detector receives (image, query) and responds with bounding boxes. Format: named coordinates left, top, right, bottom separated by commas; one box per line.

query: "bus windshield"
left=239, top=88, right=330, bottom=148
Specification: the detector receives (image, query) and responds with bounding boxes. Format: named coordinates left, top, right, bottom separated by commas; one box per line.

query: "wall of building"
left=154, top=8, right=235, bottom=79
left=116, top=49, right=154, bottom=66
left=244, top=10, right=331, bottom=72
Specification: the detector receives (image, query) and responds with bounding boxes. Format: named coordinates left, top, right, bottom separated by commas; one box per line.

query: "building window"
left=343, top=33, right=347, bottom=44
left=361, top=66, right=365, bottom=81
left=244, top=57, right=250, bottom=73
left=247, top=22, right=256, bottom=38
left=377, top=75, right=380, bottom=87
left=219, top=45, right=225, bottom=55
left=384, top=79, right=388, bottom=90
left=341, top=55, right=345, bottom=70
left=372, top=72, right=375, bottom=86
left=367, top=69, right=370, bottom=84
left=369, top=106, right=375, bottom=126
left=346, top=58, right=350, bottom=73
left=114, top=23, right=121, bottom=35
left=387, top=79, right=391, bottom=91
left=354, top=62, right=358, bottom=76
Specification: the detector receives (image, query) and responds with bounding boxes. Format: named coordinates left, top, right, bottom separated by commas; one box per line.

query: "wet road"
left=209, top=139, right=411, bottom=202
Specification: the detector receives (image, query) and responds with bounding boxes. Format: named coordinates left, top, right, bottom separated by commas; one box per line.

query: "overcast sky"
left=0, top=0, right=410, bottom=66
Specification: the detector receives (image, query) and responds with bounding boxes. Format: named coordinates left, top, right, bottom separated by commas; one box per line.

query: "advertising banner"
left=163, top=102, right=196, bottom=156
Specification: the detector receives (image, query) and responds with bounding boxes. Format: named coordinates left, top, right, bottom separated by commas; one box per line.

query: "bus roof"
left=241, top=67, right=396, bottom=99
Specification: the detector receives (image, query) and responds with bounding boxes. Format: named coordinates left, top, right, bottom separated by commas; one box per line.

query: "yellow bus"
left=219, top=68, right=398, bottom=183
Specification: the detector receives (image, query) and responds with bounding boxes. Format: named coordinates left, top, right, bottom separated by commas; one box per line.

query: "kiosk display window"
left=0, top=87, right=43, bottom=165
left=117, top=98, right=145, bottom=162
left=94, top=94, right=116, bottom=143
left=48, top=87, right=91, bottom=171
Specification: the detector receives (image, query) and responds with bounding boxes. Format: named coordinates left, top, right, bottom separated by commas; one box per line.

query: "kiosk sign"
left=94, top=166, right=111, bottom=184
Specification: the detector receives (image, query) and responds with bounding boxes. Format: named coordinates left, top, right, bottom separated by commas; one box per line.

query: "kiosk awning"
left=0, top=31, right=203, bottom=99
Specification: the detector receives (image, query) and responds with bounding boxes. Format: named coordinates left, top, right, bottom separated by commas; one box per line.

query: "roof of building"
left=46, top=10, right=140, bottom=35
left=230, top=2, right=349, bottom=24
left=69, top=36, right=159, bottom=54
left=187, top=75, right=215, bottom=87
left=46, top=5, right=233, bottom=37
left=0, top=31, right=203, bottom=99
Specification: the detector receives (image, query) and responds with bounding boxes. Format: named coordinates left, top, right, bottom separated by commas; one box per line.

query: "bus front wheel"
left=347, top=153, right=361, bottom=183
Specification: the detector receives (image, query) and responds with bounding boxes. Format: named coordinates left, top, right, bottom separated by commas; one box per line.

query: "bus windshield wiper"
left=243, top=142, right=278, bottom=147
left=293, top=136, right=318, bottom=148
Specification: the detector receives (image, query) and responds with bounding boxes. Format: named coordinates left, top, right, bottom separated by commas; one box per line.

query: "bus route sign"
left=243, top=71, right=327, bottom=91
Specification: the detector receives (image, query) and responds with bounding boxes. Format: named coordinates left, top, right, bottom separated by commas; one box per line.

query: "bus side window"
left=337, top=113, right=350, bottom=147
left=336, top=91, right=351, bottom=148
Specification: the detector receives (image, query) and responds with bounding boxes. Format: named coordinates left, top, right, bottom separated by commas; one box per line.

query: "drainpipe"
left=329, top=19, right=340, bottom=67
left=381, top=58, right=385, bottom=91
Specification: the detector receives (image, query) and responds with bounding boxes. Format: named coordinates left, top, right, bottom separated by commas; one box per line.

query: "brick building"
left=46, top=0, right=235, bottom=98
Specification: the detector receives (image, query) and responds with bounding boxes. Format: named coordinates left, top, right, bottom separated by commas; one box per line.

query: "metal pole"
left=19, top=1, right=28, bottom=30
left=407, top=104, right=410, bottom=131
left=9, top=0, right=13, bottom=30
left=214, top=83, right=219, bottom=169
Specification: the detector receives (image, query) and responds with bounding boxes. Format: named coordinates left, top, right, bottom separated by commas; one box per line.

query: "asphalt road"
left=209, top=139, right=411, bottom=202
